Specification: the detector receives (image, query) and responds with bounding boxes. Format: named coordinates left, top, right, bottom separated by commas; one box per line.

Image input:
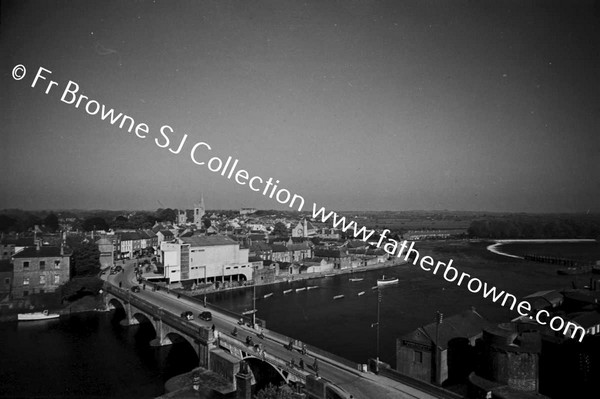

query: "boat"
left=242, top=309, right=257, bottom=315
left=18, top=310, right=60, bottom=321
left=333, top=295, right=344, bottom=300
left=307, top=286, right=319, bottom=290
left=349, top=278, right=363, bottom=282
left=283, top=289, right=293, bottom=294
left=357, top=291, right=365, bottom=296
left=371, top=286, right=379, bottom=290
left=377, top=275, right=399, bottom=286
left=295, top=287, right=307, bottom=292
left=263, top=293, right=274, bottom=298
left=324, top=274, right=335, bottom=277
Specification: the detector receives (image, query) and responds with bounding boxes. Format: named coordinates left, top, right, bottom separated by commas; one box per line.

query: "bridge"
left=103, top=263, right=451, bottom=399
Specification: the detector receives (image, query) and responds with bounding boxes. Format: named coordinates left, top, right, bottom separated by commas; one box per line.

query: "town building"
left=396, top=308, right=491, bottom=385
left=292, top=218, right=317, bottom=238
left=11, top=243, right=71, bottom=298
left=95, top=237, right=114, bottom=269
left=160, top=236, right=252, bottom=284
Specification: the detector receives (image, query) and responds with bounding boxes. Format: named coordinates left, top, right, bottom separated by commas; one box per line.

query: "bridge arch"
left=242, top=355, right=288, bottom=386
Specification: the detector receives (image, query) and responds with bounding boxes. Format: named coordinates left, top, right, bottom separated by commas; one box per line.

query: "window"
left=54, top=275, right=60, bottom=284
left=23, top=261, right=29, bottom=269
left=40, top=275, right=46, bottom=284
left=23, top=290, right=29, bottom=297
left=4, top=278, right=10, bottom=286
left=413, top=350, right=423, bottom=363
left=3, top=251, right=7, bottom=256
left=54, top=260, right=61, bottom=269
left=40, top=260, right=45, bottom=270
left=23, top=277, right=30, bottom=286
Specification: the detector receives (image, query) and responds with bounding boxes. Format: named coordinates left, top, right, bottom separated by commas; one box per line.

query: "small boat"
left=357, top=291, right=365, bottom=296
left=283, top=289, right=293, bottom=294
left=333, top=294, right=344, bottom=300
left=349, top=278, right=363, bottom=282
left=18, top=310, right=60, bottom=321
left=263, top=292, right=274, bottom=298
left=324, top=274, right=335, bottom=277
left=371, top=286, right=379, bottom=290
left=377, top=275, right=399, bottom=286
left=295, top=287, right=307, bottom=292
left=307, top=286, right=319, bottom=290
left=242, top=309, right=257, bottom=315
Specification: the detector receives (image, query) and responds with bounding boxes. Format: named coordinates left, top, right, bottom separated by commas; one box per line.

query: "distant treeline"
left=468, top=215, right=600, bottom=239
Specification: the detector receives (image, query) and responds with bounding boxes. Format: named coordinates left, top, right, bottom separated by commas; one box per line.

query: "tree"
left=82, top=217, right=109, bottom=232
left=253, top=383, right=295, bottom=399
left=70, top=242, right=101, bottom=277
left=272, top=222, right=288, bottom=237
left=155, top=208, right=177, bottom=223
left=0, top=214, right=17, bottom=233
left=44, top=213, right=59, bottom=232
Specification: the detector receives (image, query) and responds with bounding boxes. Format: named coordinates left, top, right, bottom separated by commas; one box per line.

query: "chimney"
left=36, top=240, right=41, bottom=251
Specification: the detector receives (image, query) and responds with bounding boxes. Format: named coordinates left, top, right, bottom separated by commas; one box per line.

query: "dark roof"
left=287, top=242, right=311, bottom=251
left=1, top=237, right=35, bottom=246
left=270, top=244, right=289, bottom=253
left=401, top=309, right=491, bottom=350
left=118, top=232, right=143, bottom=241
left=568, top=311, right=600, bottom=328
left=180, top=235, right=238, bottom=247
left=159, top=230, right=174, bottom=237
left=13, top=246, right=71, bottom=259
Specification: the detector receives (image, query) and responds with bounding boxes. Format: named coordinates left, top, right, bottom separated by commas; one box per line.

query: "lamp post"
left=371, top=289, right=381, bottom=373
left=435, top=311, right=443, bottom=385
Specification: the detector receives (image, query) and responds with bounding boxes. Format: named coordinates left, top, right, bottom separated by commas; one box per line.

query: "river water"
left=2, top=241, right=597, bottom=397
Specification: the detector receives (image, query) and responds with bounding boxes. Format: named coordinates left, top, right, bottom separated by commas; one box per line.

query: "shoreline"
left=180, top=258, right=408, bottom=297
left=486, top=238, right=597, bottom=260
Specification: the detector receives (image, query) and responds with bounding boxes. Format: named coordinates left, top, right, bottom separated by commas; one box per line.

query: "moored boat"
left=357, top=291, right=365, bottom=296
left=349, top=278, right=363, bottom=282
left=263, top=292, right=274, bottom=298
left=242, top=309, right=257, bottom=315
left=377, top=275, right=399, bottom=286
left=295, top=287, right=307, bottom=292
left=307, top=286, right=319, bottom=290
left=333, top=294, right=344, bottom=300
left=18, top=309, right=60, bottom=321
left=283, top=289, right=293, bottom=294
left=324, top=274, right=335, bottom=277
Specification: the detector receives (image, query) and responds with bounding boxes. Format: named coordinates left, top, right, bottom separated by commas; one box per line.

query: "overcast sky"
left=1, top=0, right=599, bottom=213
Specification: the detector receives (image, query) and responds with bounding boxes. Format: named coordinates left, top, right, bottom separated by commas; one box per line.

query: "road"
left=103, top=259, right=438, bottom=399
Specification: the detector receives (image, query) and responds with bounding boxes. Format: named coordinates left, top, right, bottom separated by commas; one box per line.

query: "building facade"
left=12, top=244, right=71, bottom=298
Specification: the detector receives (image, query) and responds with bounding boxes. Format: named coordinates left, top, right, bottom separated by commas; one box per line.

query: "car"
left=181, top=311, right=194, bottom=321
left=199, top=311, right=212, bottom=321
left=131, top=286, right=141, bottom=293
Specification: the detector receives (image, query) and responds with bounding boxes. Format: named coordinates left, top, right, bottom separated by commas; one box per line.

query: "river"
left=2, top=240, right=597, bottom=397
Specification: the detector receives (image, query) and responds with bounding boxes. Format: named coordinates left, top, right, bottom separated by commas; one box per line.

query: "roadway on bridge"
left=104, top=260, right=437, bottom=399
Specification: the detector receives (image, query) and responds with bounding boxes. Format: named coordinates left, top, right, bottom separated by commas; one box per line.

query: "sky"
left=1, top=0, right=599, bottom=213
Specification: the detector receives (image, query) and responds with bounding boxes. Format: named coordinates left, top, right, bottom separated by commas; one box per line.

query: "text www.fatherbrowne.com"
left=311, top=203, right=586, bottom=342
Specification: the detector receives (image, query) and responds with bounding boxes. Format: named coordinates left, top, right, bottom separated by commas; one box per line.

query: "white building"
left=160, top=235, right=252, bottom=283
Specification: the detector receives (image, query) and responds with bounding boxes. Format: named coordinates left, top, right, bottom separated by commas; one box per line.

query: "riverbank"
left=486, top=238, right=598, bottom=260
left=179, top=258, right=408, bottom=297
left=159, top=367, right=234, bottom=398
left=0, top=294, right=105, bottom=322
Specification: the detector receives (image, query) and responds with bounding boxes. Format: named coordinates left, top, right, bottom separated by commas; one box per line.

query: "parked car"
left=199, top=311, right=212, bottom=321
left=181, top=311, right=194, bottom=321
left=131, top=286, right=141, bottom=293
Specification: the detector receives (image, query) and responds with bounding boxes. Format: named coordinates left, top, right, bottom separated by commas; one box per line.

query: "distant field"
left=337, top=211, right=474, bottom=231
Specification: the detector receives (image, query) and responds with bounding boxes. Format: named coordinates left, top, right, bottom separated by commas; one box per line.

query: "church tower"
left=193, top=195, right=205, bottom=226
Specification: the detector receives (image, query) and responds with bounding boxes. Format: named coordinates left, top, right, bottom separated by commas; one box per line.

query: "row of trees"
left=467, top=216, right=600, bottom=239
